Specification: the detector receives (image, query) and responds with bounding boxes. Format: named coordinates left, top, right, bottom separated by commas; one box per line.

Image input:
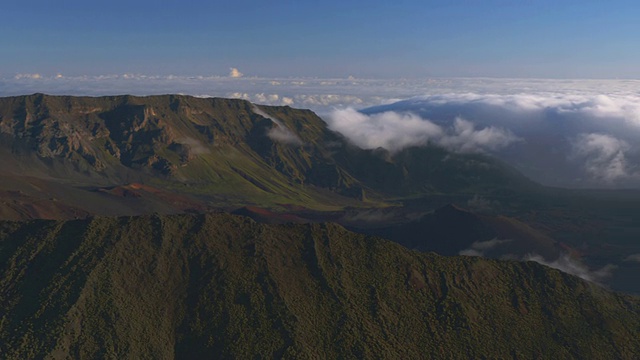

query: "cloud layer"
left=359, top=92, right=640, bottom=188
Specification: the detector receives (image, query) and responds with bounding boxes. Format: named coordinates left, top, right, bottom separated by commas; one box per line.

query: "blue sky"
left=2, top=0, right=639, bottom=79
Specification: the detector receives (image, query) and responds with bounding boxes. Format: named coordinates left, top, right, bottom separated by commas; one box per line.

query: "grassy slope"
left=1, top=213, right=638, bottom=359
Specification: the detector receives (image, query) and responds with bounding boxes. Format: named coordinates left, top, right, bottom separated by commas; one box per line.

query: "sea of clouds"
left=349, top=91, right=640, bottom=188
left=3, top=75, right=640, bottom=188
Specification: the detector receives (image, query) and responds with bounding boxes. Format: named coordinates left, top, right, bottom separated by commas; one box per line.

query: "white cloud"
left=282, top=97, right=294, bottom=106
left=175, top=137, right=209, bottom=155
left=326, top=108, right=518, bottom=154
left=226, top=92, right=296, bottom=107
left=229, top=67, right=243, bottom=78
left=571, top=133, right=634, bottom=182
left=525, top=253, right=617, bottom=283
left=327, top=109, right=442, bottom=152
left=439, top=118, right=520, bottom=153
left=252, top=106, right=303, bottom=146
left=459, top=240, right=618, bottom=284
left=364, top=91, right=640, bottom=188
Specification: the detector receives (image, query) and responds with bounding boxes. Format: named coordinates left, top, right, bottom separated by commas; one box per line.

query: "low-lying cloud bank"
left=328, top=108, right=519, bottom=153
left=341, top=92, right=640, bottom=188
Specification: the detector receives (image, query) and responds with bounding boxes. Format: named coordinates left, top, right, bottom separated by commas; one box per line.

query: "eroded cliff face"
left=0, top=93, right=533, bottom=198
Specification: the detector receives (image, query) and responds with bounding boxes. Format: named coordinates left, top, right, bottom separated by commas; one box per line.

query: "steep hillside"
left=1, top=213, right=639, bottom=359
left=0, top=94, right=535, bottom=218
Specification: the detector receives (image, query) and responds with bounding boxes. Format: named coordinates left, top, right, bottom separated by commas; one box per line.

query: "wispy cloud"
left=252, top=106, right=303, bottom=146
left=460, top=243, right=618, bottom=284
left=459, top=238, right=512, bottom=257
left=624, top=254, right=640, bottom=262
left=525, top=253, right=617, bottom=284
left=571, top=133, right=634, bottom=182
left=174, top=137, right=210, bottom=155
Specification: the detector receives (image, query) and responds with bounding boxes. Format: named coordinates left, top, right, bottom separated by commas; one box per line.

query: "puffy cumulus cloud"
left=228, top=68, right=243, bottom=78
left=327, top=109, right=442, bottom=152
left=227, top=92, right=251, bottom=100
left=571, top=133, right=635, bottom=182
left=525, top=254, right=617, bottom=284
left=327, top=108, right=518, bottom=154
left=281, top=97, right=294, bottom=106
left=252, top=106, right=303, bottom=146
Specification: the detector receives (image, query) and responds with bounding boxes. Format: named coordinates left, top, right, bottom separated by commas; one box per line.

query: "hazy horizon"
left=3, top=1, right=640, bottom=79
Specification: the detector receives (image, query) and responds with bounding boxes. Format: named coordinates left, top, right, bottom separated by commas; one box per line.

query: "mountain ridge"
left=0, top=93, right=537, bottom=218
left=1, top=212, right=639, bottom=359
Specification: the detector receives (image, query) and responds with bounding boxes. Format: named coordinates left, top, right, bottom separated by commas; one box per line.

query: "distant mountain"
left=1, top=213, right=638, bottom=359
left=0, top=94, right=536, bottom=220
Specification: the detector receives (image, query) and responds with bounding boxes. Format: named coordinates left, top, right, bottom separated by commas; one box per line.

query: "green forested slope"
left=1, top=213, right=638, bottom=359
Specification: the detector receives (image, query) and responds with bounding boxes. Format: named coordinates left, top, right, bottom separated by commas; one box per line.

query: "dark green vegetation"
left=1, top=213, right=639, bottom=359
left=2, top=94, right=640, bottom=358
